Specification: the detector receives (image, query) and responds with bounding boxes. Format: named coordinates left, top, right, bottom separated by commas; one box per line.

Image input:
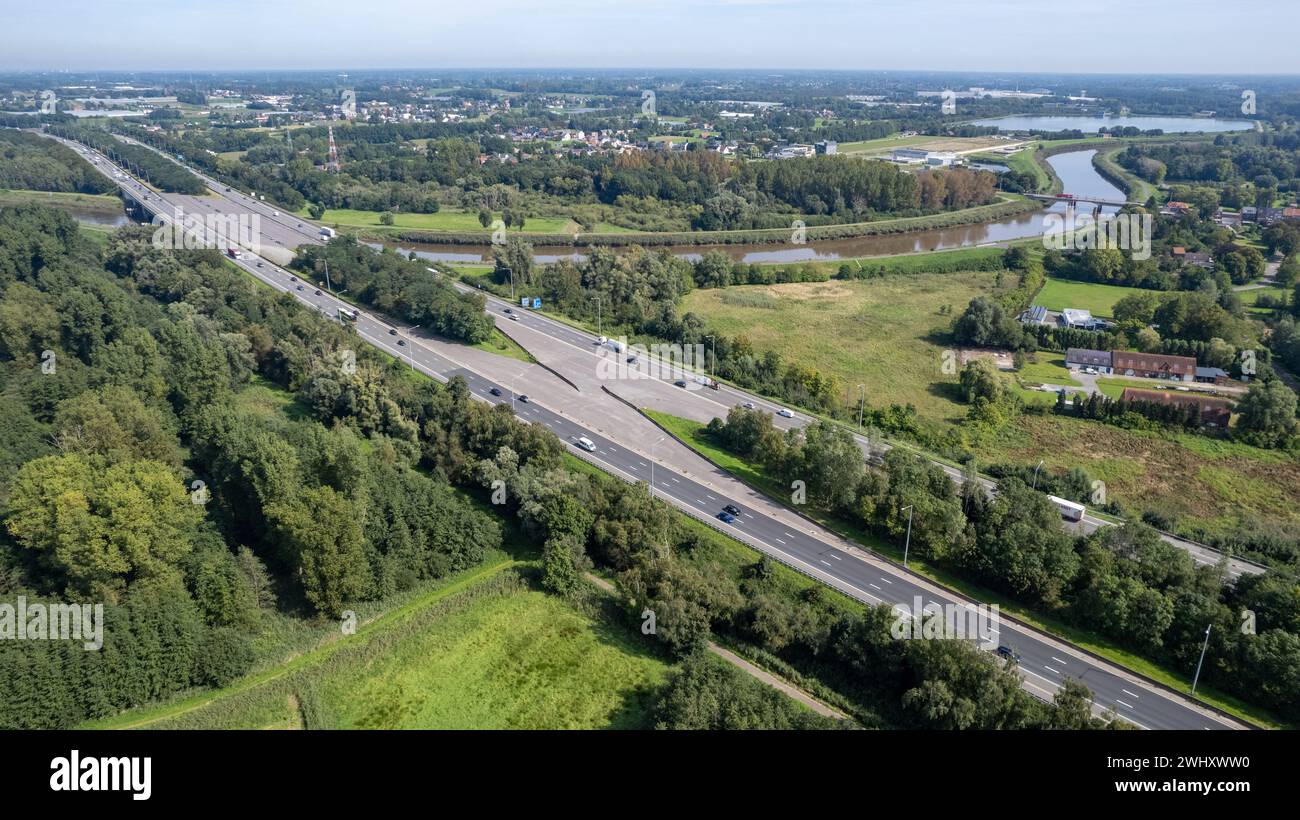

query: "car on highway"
left=504, top=308, right=513, bottom=314
left=723, top=504, right=741, bottom=516
left=674, top=380, right=687, bottom=388
left=777, top=408, right=795, bottom=418
left=296, top=285, right=304, bottom=291
left=742, top=402, right=756, bottom=410
left=509, top=314, right=519, bottom=321
left=517, top=395, right=529, bottom=403
left=575, top=436, right=597, bottom=452
left=596, top=336, right=607, bottom=345
left=626, top=355, right=637, bottom=364
left=389, top=328, right=398, bottom=335
left=996, top=645, right=1020, bottom=662
left=314, top=289, right=322, bottom=295
left=489, top=387, right=502, bottom=397
left=256, top=262, right=264, bottom=268
left=717, top=511, right=736, bottom=524
left=397, top=339, right=407, bottom=346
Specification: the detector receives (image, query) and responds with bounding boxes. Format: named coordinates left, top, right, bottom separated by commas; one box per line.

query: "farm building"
left=1111, top=351, right=1197, bottom=382
left=1065, top=348, right=1112, bottom=372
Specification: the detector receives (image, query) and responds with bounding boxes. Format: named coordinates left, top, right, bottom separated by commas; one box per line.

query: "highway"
left=102, top=127, right=1264, bottom=579
left=455, top=279, right=1265, bottom=581
left=38, top=128, right=1248, bottom=730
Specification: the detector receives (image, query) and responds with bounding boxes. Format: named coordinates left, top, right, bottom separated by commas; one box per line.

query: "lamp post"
left=857, top=383, right=866, bottom=430
left=705, top=335, right=716, bottom=382
left=1191, top=624, right=1212, bottom=694
left=592, top=295, right=602, bottom=338
left=650, top=434, right=665, bottom=495
left=323, top=259, right=332, bottom=293
left=901, top=504, right=914, bottom=567
left=1031, top=459, right=1045, bottom=490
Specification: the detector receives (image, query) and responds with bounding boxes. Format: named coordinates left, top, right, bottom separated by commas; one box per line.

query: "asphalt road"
left=461, top=283, right=1265, bottom=581
left=42, top=129, right=1247, bottom=730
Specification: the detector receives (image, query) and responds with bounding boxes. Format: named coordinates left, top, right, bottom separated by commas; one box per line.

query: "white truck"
left=1047, top=495, right=1085, bottom=522
left=319, top=227, right=337, bottom=240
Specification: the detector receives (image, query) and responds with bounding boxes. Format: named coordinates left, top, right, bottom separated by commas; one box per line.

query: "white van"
left=575, top=436, right=597, bottom=452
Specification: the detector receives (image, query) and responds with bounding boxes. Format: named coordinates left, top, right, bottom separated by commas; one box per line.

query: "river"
left=378, top=148, right=1126, bottom=265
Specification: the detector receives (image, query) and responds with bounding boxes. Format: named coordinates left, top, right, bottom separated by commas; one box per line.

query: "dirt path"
left=583, top=573, right=847, bottom=721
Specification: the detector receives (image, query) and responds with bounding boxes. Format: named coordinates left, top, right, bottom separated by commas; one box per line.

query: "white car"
left=777, top=408, right=795, bottom=419
left=597, top=336, right=607, bottom=346
left=575, top=436, right=597, bottom=452
left=742, top=402, right=756, bottom=410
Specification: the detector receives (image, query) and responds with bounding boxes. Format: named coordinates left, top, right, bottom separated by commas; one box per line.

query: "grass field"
left=301, top=206, right=636, bottom=235
left=1033, top=276, right=1140, bottom=318
left=303, top=206, right=576, bottom=233
left=679, top=271, right=1005, bottom=420
left=970, top=414, right=1300, bottom=539
left=1016, top=351, right=1081, bottom=387
left=89, top=561, right=673, bottom=729
left=837, top=135, right=1010, bottom=156
left=0, top=188, right=123, bottom=213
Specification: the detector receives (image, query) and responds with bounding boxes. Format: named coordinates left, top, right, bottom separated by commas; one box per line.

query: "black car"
left=489, top=387, right=502, bottom=397
left=314, top=289, right=321, bottom=295
left=673, top=380, right=687, bottom=388
left=504, top=308, right=513, bottom=314
left=517, top=395, right=529, bottom=403
left=388, top=328, right=398, bottom=335
left=397, top=339, right=407, bottom=347
left=996, top=645, right=1020, bottom=662
left=296, top=285, right=304, bottom=291
left=723, top=504, right=741, bottom=516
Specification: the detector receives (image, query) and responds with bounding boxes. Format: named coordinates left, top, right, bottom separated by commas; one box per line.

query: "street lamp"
left=322, top=259, right=332, bottom=292
left=649, top=434, right=665, bottom=494
left=1191, top=624, right=1212, bottom=694
left=901, top=504, right=914, bottom=567
left=705, top=335, right=716, bottom=382
left=857, top=383, right=866, bottom=430
left=1031, top=459, right=1045, bottom=490
left=592, top=295, right=602, bottom=338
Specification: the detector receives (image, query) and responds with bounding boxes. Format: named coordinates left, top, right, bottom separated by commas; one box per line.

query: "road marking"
left=869, top=583, right=881, bottom=590
left=880, top=577, right=892, bottom=584
left=1122, top=689, right=1140, bottom=699
left=821, top=560, right=832, bottom=567
left=829, top=554, right=841, bottom=560
left=1051, top=656, right=1068, bottom=665
left=1044, top=666, right=1061, bottom=675
left=1116, top=700, right=1134, bottom=710
left=775, top=538, right=786, bottom=544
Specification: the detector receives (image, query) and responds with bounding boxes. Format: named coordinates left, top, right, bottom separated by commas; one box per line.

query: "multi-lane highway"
left=455, top=279, right=1265, bottom=580
left=38, top=128, right=1248, bottom=730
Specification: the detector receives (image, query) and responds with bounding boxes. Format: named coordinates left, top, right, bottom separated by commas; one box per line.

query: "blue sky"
left=2, top=0, right=1298, bottom=73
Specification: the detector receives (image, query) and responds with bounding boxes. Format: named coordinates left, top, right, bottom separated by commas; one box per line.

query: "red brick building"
left=1111, top=351, right=1197, bottom=382
left=1121, top=388, right=1233, bottom=427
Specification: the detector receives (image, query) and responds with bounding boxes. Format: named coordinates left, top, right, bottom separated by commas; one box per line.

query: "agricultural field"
left=679, top=270, right=1005, bottom=420
left=840, top=135, right=1014, bottom=156
left=1032, top=276, right=1139, bottom=318
left=89, top=562, right=673, bottom=730
left=302, top=206, right=575, bottom=233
